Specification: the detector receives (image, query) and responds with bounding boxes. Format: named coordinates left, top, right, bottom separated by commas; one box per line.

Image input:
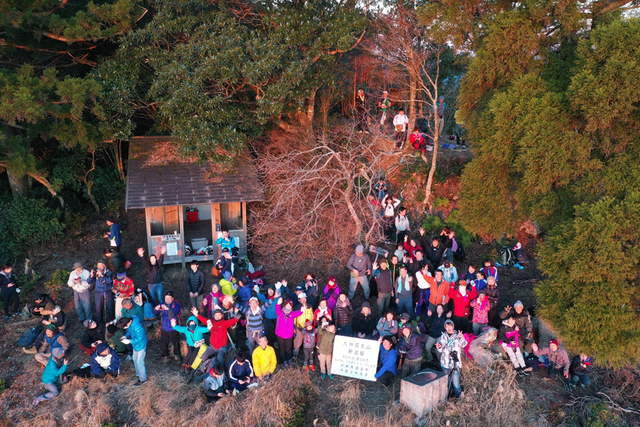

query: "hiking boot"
left=23, top=346, right=37, bottom=354
left=328, top=374, right=334, bottom=380
left=303, top=364, right=309, bottom=372
left=516, top=368, right=525, bottom=377
left=4, top=316, right=9, bottom=322
left=310, top=365, right=316, bottom=372
left=124, top=355, right=132, bottom=363
left=133, top=380, right=147, bottom=387
left=321, top=374, right=326, bottom=380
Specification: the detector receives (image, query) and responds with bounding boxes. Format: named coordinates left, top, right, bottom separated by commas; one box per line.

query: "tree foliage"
left=95, top=0, right=367, bottom=165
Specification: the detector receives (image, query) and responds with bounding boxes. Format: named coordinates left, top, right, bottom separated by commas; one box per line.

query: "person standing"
left=393, top=108, right=410, bottom=150
left=252, top=335, right=277, bottom=382
left=104, top=218, right=122, bottom=250
left=435, top=320, right=467, bottom=398
left=395, top=266, right=415, bottom=320
left=346, top=245, right=372, bottom=300
left=317, top=320, right=336, bottom=380
left=195, top=306, right=240, bottom=369
left=216, top=229, right=238, bottom=256
left=355, top=89, right=369, bottom=133
left=117, top=315, right=148, bottom=386
left=381, top=194, right=401, bottom=244
left=449, top=279, right=477, bottom=334
left=395, top=207, right=411, bottom=245
left=138, top=246, right=166, bottom=306
left=435, top=96, right=446, bottom=139
left=0, top=263, right=21, bottom=321
left=378, top=91, right=391, bottom=131
left=274, top=298, right=303, bottom=367
left=372, top=259, right=394, bottom=316
left=67, top=262, right=92, bottom=323
left=186, top=260, right=206, bottom=309
left=154, top=291, right=182, bottom=364
left=87, top=261, right=115, bottom=323
left=113, top=272, right=134, bottom=321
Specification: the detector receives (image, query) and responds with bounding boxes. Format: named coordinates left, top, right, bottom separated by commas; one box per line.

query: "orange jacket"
left=426, top=277, right=451, bottom=306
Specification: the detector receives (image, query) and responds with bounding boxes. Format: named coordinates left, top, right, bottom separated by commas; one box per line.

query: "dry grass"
left=423, top=363, right=526, bottom=427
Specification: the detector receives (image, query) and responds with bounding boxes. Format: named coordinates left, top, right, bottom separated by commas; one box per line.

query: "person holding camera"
left=88, top=261, right=114, bottom=323
left=435, top=319, right=468, bottom=398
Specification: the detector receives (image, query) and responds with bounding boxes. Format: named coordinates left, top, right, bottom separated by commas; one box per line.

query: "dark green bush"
left=421, top=210, right=476, bottom=248
left=0, top=196, right=65, bottom=261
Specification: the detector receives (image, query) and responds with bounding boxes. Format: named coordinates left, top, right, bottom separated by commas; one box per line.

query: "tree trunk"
left=423, top=108, right=439, bottom=211
left=344, top=178, right=363, bottom=241
left=406, top=73, right=418, bottom=148
left=29, top=172, right=65, bottom=209
left=114, top=140, right=125, bottom=181
left=6, top=170, right=30, bottom=198
left=86, top=181, right=100, bottom=214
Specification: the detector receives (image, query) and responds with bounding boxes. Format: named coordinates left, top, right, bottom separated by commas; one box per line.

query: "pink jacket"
left=275, top=304, right=303, bottom=339
left=470, top=298, right=490, bottom=325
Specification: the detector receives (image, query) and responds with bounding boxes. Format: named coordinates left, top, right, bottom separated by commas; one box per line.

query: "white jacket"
left=68, top=269, right=91, bottom=293
left=393, top=114, right=409, bottom=131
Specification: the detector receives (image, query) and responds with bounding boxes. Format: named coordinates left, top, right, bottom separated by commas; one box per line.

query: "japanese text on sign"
left=330, top=335, right=380, bottom=381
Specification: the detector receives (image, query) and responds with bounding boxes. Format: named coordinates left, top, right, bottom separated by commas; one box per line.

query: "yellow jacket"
left=252, top=345, right=277, bottom=377
left=220, top=278, right=237, bottom=296
left=295, top=306, right=314, bottom=329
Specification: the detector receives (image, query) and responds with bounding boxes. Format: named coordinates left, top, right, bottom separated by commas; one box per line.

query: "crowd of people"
left=3, top=210, right=593, bottom=408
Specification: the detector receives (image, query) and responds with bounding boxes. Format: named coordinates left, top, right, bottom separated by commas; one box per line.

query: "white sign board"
left=330, top=335, right=380, bottom=381
left=165, top=241, right=178, bottom=256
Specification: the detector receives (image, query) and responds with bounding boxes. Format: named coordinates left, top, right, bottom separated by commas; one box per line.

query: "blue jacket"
left=173, top=315, right=209, bottom=347
left=375, top=345, right=398, bottom=378
left=154, top=300, right=181, bottom=332
left=45, top=333, right=67, bottom=353
left=91, top=345, right=120, bottom=376
left=108, top=223, right=122, bottom=247
left=237, top=285, right=252, bottom=306
left=125, top=315, right=148, bottom=351
left=87, top=269, right=113, bottom=293
left=42, top=357, right=67, bottom=384
left=258, top=290, right=278, bottom=320
left=228, top=359, right=254, bottom=388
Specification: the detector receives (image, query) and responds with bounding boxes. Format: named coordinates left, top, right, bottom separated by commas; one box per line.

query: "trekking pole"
left=227, top=331, right=236, bottom=350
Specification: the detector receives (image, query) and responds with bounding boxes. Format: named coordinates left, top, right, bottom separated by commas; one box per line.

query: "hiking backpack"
left=499, top=247, right=516, bottom=267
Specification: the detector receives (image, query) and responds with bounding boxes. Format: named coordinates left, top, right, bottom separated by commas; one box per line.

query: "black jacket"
left=82, top=325, right=105, bottom=348
left=428, top=312, right=448, bottom=338
left=141, top=254, right=164, bottom=284
left=0, top=271, right=17, bottom=294
left=352, top=310, right=377, bottom=336
left=425, top=245, right=445, bottom=271
left=186, top=268, right=206, bottom=294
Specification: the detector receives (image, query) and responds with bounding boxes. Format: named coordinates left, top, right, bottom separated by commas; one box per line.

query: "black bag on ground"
left=524, top=355, right=540, bottom=372
left=73, top=366, right=92, bottom=378
left=499, top=246, right=516, bottom=267
left=18, top=326, right=41, bottom=347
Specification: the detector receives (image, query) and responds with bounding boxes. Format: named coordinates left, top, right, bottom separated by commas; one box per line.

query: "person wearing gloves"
left=137, top=246, right=166, bottom=306
left=375, top=336, right=398, bottom=387
left=275, top=297, right=304, bottom=367
left=252, top=334, right=277, bottom=382
left=435, top=319, right=468, bottom=398
left=322, top=277, right=341, bottom=311
left=32, top=347, right=68, bottom=406
left=398, top=324, right=427, bottom=377
left=186, top=260, right=206, bottom=308
left=116, top=315, right=148, bottom=386
left=346, top=245, right=372, bottom=300
left=498, top=313, right=528, bottom=376
left=171, top=315, right=209, bottom=373
left=499, top=300, right=533, bottom=354
left=195, top=306, right=241, bottom=369
left=90, top=343, right=120, bottom=378
left=68, top=262, right=92, bottom=322
left=79, top=320, right=105, bottom=355
left=352, top=301, right=377, bottom=339
left=201, top=283, right=223, bottom=317
left=240, top=291, right=275, bottom=353
left=532, top=339, right=571, bottom=380
left=470, top=291, right=491, bottom=335
left=377, top=311, right=398, bottom=338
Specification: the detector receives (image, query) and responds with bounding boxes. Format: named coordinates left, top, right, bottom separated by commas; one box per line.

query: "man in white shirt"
left=393, top=108, right=409, bottom=150
left=68, top=262, right=92, bottom=322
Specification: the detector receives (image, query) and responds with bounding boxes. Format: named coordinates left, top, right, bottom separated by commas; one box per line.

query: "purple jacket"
left=322, top=285, right=341, bottom=311
left=274, top=303, right=303, bottom=339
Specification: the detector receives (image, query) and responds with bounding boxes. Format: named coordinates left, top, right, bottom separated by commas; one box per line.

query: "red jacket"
left=196, top=314, right=239, bottom=349
left=403, top=242, right=423, bottom=261
left=449, top=285, right=477, bottom=317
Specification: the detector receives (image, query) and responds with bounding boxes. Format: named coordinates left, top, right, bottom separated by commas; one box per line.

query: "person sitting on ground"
left=377, top=311, right=399, bottom=338
left=410, top=127, right=427, bottom=153
left=121, top=297, right=144, bottom=323
left=32, top=325, right=70, bottom=366
left=106, top=324, right=129, bottom=358
left=252, top=335, right=277, bottom=383
left=498, top=313, right=528, bottom=376
left=322, top=277, right=341, bottom=311
left=38, top=305, right=66, bottom=334
left=313, top=298, right=332, bottom=327
left=202, top=365, right=230, bottom=403
left=435, top=319, right=468, bottom=398
left=500, top=301, right=533, bottom=354
left=154, top=291, right=182, bottom=365
left=32, top=348, right=67, bottom=407
left=485, top=276, right=500, bottom=326
left=80, top=319, right=105, bottom=355
left=532, top=339, right=570, bottom=380
left=228, top=349, right=255, bottom=393
left=195, top=306, right=240, bottom=369
left=352, top=301, right=377, bottom=339
left=201, top=283, right=223, bottom=317
left=375, top=336, right=398, bottom=388
left=569, top=353, right=592, bottom=389
left=300, top=320, right=317, bottom=371
left=470, top=291, right=490, bottom=336
left=186, top=260, right=207, bottom=308
left=171, top=315, right=209, bottom=373
left=90, top=343, right=120, bottom=379
left=28, top=293, right=55, bottom=318
left=425, top=304, right=448, bottom=363
left=317, top=320, right=336, bottom=380
left=398, top=324, right=427, bottom=378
